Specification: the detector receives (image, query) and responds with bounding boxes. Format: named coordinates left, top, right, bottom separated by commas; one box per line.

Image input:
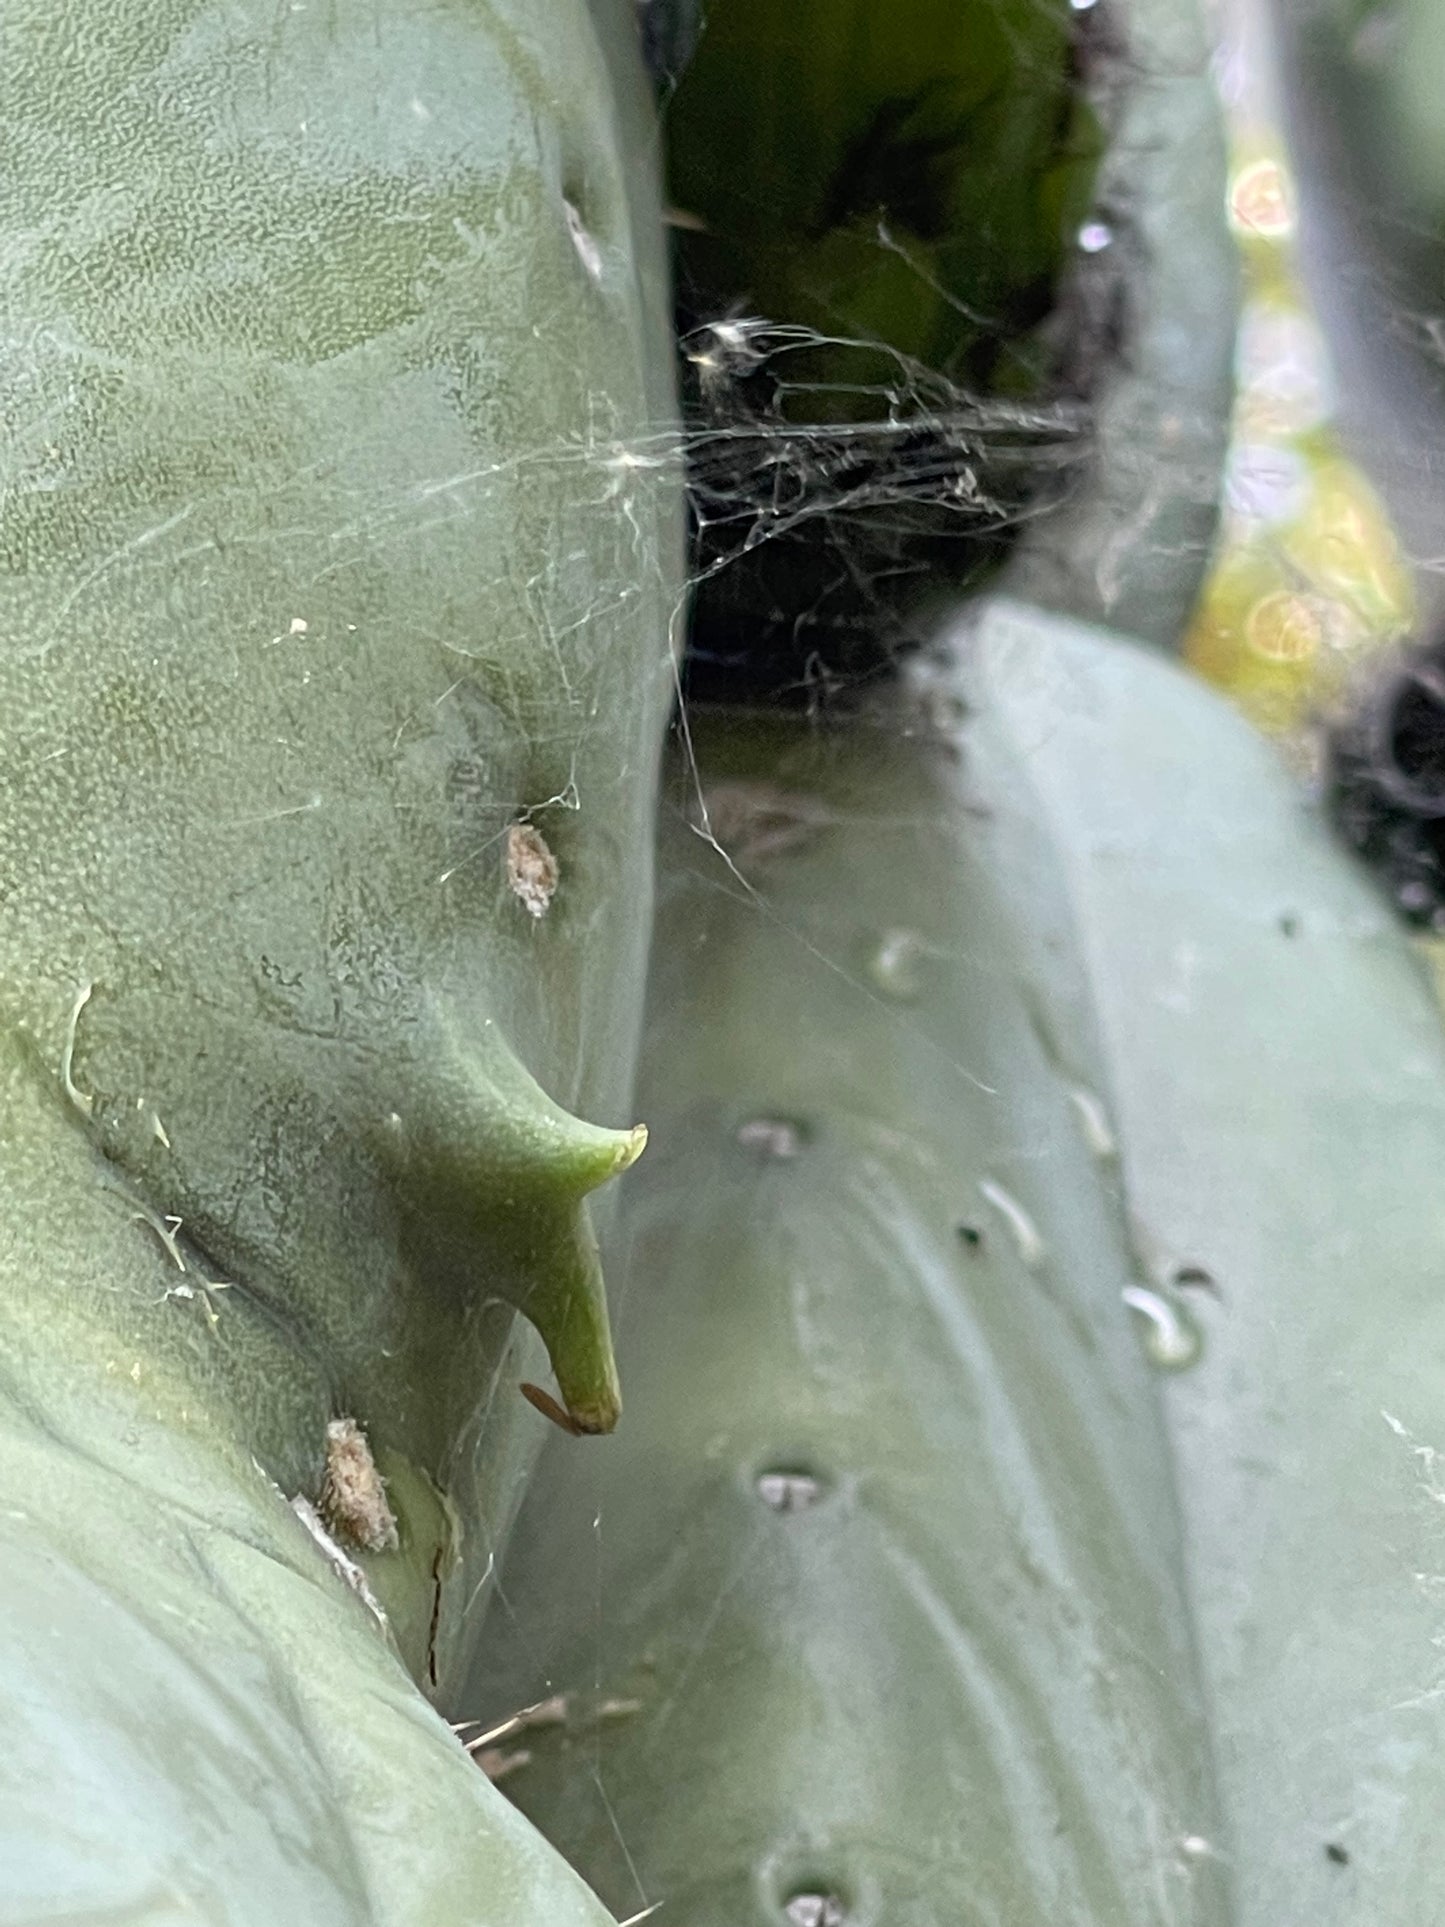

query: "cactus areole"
left=0, top=1, right=680, bottom=1915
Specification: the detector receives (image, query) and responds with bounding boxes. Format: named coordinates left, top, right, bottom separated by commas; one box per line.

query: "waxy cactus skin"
left=971, top=605, right=1445, bottom=1919
left=474, top=687, right=1229, bottom=1923
left=0, top=0, right=679, bottom=1913
left=480, top=605, right=1445, bottom=1922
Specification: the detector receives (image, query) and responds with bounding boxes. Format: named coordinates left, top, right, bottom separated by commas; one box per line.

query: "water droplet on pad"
left=868, top=928, right=926, bottom=1001
left=737, top=1118, right=806, bottom=1160
left=978, top=1178, right=1046, bottom=1269
left=1123, top=1285, right=1202, bottom=1370
left=757, top=1470, right=824, bottom=1512
left=1068, top=1086, right=1116, bottom=1160
left=785, top=1897, right=846, bottom=1927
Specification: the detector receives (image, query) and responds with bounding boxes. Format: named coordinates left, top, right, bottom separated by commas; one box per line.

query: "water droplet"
left=1068, top=1086, right=1116, bottom=1160
left=978, top=1179, right=1046, bottom=1270
left=785, top=1897, right=846, bottom=1927
left=737, top=1117, right=806, bottom=1160
left=756, top=1470, right=823, bottom=1512
left=563, top=199, right=603, bottom=282
left=1123, top=1285, right=1202, bottom=1371
left=1078, top=220, right=1113, bottom=254
left=868, top=928, right=926, bottom=1001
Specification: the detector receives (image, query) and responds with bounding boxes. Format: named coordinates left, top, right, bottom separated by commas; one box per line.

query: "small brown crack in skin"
left=426, top=1547, right=444, bottom=1693
left=319, top=1417, right=399, bottom=1553
left=505, top=822, right=559, bottom=918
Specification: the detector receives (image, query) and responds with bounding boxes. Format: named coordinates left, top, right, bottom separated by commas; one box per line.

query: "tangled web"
left=672, top=303, right=1106, bottom=699
left=643, top=0, right=1123, bottom=695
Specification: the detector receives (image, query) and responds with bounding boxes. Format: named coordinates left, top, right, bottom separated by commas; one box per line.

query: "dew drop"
left=756, top=1469, right=824, bottom=1512
left=1123, top=1285, right=1203, bottom=1371
left=978, top=1178, right=1046, bottom=1269
left=867, top=928, right=926, bottom=1001
left=563, top=198, right=604, bottom=283
left=1078, top=219, right=1113, bottom=254
left=1068, top=1086, right=1117, bottom=1160
left=785, top=1896, right=846, bottom=1927
left=737, top=1117, right=806, bottom=1160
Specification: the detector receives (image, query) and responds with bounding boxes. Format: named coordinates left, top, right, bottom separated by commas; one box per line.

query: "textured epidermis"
left=0, top=12, right=680, bottom=1914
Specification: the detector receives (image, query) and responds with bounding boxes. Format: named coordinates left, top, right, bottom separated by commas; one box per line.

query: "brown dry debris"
left=505, top=822, right=559, bottom=918
left=319, top=1416, right=398, bottom=1553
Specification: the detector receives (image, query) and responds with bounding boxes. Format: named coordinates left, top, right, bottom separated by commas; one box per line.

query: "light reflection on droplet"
left=563, top=199, right=604, bottom=282
left=868, top=928, right=926, bottom=1001
left=1068, top=1086, right=1117, bottom=1160
left=979, top=1178, right=1046, bottom=1270
left=785, top=1897, right=846, bottom=1927
left=1178, top=1833, right=1223, bottom=1866
left=1123, top=1284, right=1203, bottom=1370
left=1078, top=220, right=1113, bottom=254
left=756, top=1471, right=824, bottom=1512
left=737, top=1117, right=804, bottom=1160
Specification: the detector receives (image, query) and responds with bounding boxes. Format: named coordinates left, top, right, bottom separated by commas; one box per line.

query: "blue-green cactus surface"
left=472, top=667, right=1229, bottom=1922
left=476, top=603, right=1445, bottom=1921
